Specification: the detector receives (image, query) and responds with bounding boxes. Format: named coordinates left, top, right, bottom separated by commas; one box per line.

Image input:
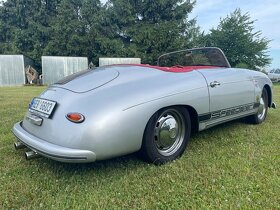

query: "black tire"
left=246, top=88, right=268, bottom=124
left=140, top=107, right=191, bottom=165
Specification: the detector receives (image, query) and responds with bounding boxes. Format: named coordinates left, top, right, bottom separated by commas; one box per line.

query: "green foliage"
left=203, top=9, right=271, bottom=69
left=0, top=2, right=271, bottom=69
left=235, top=63, right=249, bottom=69
left=0, top=0, right=62, bottom=69
left=0, top=0, right=198, bottom=66
left=102, top=0, right=199, bottom=64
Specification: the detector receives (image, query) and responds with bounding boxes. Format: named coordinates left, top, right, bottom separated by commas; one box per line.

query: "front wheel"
left=246, top=88, right=268, bottom=124
left=140, top=107, right=191, bottom=165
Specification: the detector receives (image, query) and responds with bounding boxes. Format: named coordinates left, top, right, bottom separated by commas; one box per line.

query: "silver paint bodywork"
left=13, top=60, right=273, bottom=163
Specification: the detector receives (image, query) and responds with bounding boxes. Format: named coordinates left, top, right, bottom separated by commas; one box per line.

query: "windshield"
left=157, top=47, right=231, bottom=68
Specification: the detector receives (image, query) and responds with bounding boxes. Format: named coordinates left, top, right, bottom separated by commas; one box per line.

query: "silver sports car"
left=13, top=47, right=276, bottom=164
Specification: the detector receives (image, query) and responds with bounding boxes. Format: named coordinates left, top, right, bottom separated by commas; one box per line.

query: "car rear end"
left=13, top=87, right=97, bottom=162
left=12, top=68, right=121, bottom=162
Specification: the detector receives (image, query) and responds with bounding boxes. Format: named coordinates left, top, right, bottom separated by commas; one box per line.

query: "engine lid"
left=51, top=68, right=119, bottom=93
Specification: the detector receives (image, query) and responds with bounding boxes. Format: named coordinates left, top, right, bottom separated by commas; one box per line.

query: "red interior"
left=112, top=64, right=219, bottom=72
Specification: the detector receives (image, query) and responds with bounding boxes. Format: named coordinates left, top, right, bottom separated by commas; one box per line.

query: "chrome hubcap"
left=154, top=110, right=185, bottom=156
left=257, top=96, right=266, bottom=120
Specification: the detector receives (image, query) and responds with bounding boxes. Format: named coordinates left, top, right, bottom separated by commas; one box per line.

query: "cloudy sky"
left=189, top=0, right=280, bottom=69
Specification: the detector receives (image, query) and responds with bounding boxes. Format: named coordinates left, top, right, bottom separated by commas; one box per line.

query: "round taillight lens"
left=66, top=113, right=85, bottom=123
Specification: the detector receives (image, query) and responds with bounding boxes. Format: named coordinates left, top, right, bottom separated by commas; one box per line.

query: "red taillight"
left=66, top=113, right=85, bottom=123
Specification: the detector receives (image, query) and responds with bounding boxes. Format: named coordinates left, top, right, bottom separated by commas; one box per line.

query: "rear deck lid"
left=52, top=68, right=119, bottom=93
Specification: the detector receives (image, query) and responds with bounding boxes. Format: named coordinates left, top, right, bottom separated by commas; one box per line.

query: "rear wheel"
left=246, top=88, right=268, bottom=124
left=140, top=107, right=191, bottom=165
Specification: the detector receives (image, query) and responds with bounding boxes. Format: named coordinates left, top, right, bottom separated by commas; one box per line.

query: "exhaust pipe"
left=14, top=141, right=26, bottom=150
left=25, top=150, right=40, bottom=160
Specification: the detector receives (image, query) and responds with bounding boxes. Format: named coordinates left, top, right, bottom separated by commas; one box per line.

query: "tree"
left=105, top=0, right=199, bottom=64
left=44, top=0, right=87, bottom=56
left=0, top=0, right=104, bottom=66
left=204, top=9, right=271, bottom=69
left=0, top=0, right=200, bottom=66
left=0, top=0, right=62, bottom=69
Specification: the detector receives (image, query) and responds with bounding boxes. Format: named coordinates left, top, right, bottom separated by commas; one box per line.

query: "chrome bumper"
left=12, top=122, right=96, bottom=163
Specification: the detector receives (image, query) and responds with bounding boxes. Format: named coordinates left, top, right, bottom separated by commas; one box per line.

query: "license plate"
left=29, top=97, right=57, bottom=118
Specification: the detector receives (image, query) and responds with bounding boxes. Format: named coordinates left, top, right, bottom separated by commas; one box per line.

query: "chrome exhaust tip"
left=25, top=151, right=40, bottom=160
left=14, top=142, right=26, bottom=150
left=272, top=102, right=277, bottom=109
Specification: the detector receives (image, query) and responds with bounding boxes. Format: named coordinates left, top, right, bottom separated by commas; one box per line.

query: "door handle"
left=210, top=81, right=221, bottom=88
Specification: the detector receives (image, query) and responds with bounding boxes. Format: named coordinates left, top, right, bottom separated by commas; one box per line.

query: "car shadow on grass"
left=37, top=152, right=147, bottom=174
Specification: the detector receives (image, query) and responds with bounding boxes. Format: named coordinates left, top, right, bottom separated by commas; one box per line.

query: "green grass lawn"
left=0, top=85, right=279, bottom=209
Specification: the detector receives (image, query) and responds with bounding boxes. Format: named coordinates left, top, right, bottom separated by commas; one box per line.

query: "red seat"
left=112, top=64, right=219, bottom=73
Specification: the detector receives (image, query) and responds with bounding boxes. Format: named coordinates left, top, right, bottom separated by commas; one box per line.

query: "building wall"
left=42, top=56, right=88, bottom=85
left=0, top=55, right=26, bottom=86
left=99, top=58, right=141, bottom=67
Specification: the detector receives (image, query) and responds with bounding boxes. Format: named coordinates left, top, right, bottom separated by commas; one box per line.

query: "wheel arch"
left=183, top=105, right=199, bottom=134
left=263, top=84, right=272, bottom=107
left=142, top=104, right=199, bottom=140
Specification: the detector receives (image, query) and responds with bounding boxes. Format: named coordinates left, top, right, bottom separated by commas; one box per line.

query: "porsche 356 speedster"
left=13, top=47, right=276, bottom=164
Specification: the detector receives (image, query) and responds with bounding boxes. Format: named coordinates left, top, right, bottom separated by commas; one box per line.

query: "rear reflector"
left=66, top=113, right=85, bottom=123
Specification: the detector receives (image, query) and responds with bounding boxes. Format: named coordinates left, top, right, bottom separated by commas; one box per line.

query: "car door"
left=198, top=68, right=256, bottom=120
